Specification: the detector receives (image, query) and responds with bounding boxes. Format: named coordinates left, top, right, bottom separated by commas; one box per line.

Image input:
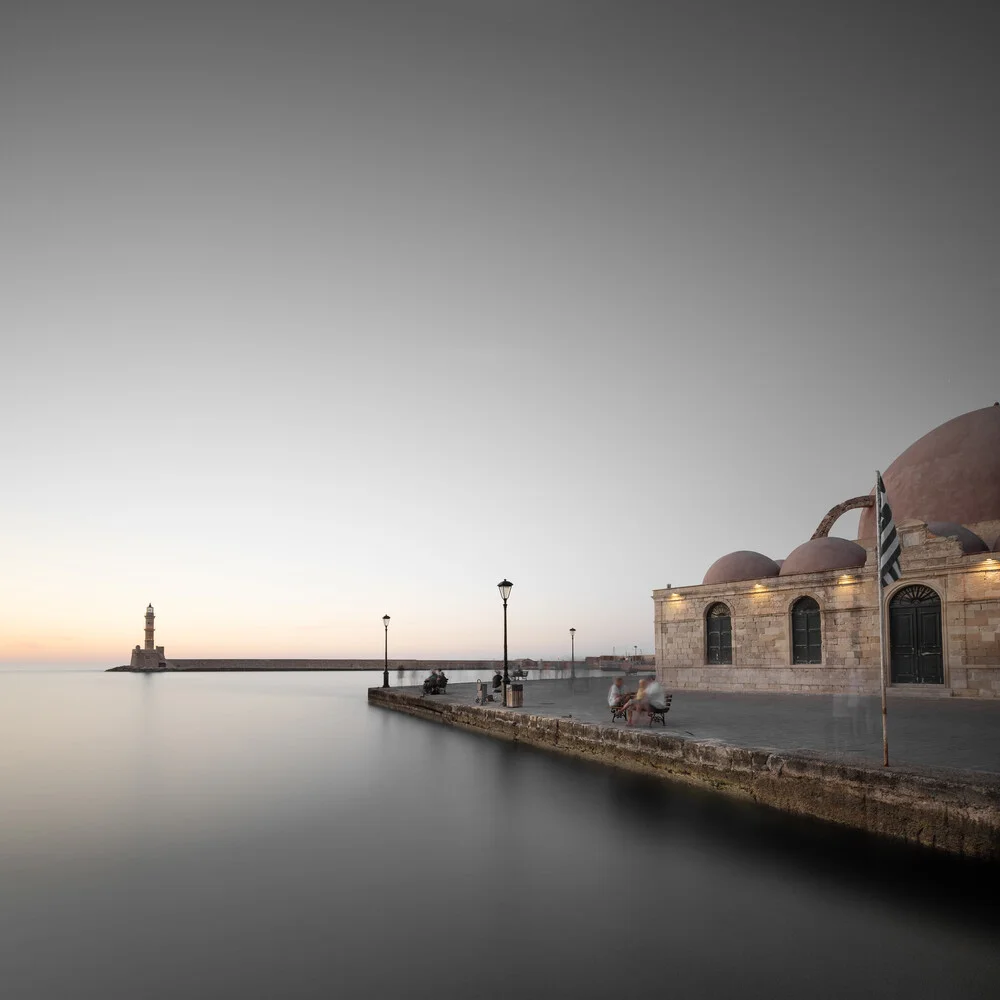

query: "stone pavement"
left=415, top=677, right=1000, bottom=775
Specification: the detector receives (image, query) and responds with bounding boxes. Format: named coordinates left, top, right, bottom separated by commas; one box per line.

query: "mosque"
left=653, top=404, right=1000, bottom=698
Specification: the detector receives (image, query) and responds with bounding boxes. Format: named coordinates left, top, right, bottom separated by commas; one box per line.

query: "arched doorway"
left=889, top=585, right=943, bottom=684
left=791, top=597, right=822, bottom=663
left=706, top=603, right=732, bottom=664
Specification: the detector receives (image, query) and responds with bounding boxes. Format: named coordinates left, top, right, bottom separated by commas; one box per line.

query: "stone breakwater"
left=368, top=686, right=1000, bottom=860
left=107, top=658, right=506, bottom=673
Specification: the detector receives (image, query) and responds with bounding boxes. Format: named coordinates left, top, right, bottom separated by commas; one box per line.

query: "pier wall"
left=368, top=687, right=1000, bottom=860
left=110, top=658, right=588, bottom=673
left=111, top=658, right=508, bottom=672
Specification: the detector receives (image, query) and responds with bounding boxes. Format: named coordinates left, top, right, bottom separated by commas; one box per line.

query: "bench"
left=423, top=677, right=448, bottom=695
left=649, top=695, right=672, bottom=726
left=611, top=695, right=673, bottom=725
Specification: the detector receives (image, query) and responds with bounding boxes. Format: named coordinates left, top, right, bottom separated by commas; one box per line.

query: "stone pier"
left=368, top=685, right=1000, bottom=860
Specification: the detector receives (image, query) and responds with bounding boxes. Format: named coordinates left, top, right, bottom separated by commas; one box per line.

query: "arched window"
left=791, top=597, right=822, bottom=664
left=706, top=603, right=732, bottom=664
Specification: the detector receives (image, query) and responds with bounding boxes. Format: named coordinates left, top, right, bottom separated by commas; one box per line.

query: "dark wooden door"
left=889, top=586, right=942, bottom=684
left=915, top=605, right=944, bottom=683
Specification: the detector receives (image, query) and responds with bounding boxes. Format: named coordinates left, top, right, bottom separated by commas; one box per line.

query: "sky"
left=2, top=1, right=998, bottom=665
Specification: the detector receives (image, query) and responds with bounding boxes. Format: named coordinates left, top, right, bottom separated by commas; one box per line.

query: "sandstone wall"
left=653, top=523, right=999, bottom=697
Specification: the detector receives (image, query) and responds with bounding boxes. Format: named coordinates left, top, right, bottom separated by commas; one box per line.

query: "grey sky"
left=2, top=1, right=997, bottom=662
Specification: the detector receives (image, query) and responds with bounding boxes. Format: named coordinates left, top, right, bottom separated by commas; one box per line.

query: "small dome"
left=780, top=537, right=867, bottom=576
left=926, top=522, right=988, bottom=554
left=703, top=550, right=780, bottom=585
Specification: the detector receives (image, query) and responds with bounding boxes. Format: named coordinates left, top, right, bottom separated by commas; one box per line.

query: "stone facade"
left=129, top=644, right=170, bottom=670
left=653, top=520, right=1000, bottom=698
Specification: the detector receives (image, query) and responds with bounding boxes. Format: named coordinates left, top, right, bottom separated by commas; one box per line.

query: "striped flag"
left=877, top=472, right=902, bottom=587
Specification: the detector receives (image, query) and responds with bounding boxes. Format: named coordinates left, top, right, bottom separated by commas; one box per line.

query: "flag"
left=877, top=473, right=902, bottom=587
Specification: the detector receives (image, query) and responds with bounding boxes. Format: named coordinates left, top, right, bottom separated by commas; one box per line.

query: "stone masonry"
left=653, top=520, right=1000, bottom=698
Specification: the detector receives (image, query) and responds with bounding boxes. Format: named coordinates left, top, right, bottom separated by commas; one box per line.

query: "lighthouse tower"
left=129, top=603, right=169, bottom=671
left=144, top=604, right=155, bottom=650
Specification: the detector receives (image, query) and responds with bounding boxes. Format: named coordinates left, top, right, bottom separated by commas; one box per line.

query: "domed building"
left=856, top=405, right=1000, bottom=539
left=652, top=405, right=1000, bottom=698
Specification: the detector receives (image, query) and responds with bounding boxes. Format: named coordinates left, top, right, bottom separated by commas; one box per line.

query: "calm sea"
left=1, top=667, right=997, bottom=1000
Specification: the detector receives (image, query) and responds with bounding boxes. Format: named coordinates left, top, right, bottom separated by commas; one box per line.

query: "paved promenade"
left=410, top=677, right=1000, bottom=775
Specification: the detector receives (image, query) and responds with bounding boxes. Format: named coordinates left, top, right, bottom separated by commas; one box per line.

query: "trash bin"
left=507, top=682, right=524, bottom=708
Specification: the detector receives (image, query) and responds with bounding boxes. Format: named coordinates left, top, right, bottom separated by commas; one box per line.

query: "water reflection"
left=0, top=668, right=996, bottom=1000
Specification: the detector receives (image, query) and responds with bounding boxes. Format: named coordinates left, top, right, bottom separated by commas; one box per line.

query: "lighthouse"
left=144, top=604, right=155, bottom=650
left=129, top=603, right=170, bottom=671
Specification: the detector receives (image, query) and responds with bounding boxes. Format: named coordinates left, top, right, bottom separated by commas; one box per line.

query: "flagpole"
left=876, top=471, right=889, bottom=767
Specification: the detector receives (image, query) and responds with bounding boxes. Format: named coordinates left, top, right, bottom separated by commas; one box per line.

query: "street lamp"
left=570, top=627, right=576, bottom=679
left=382, top=615, right=390, bottom=688
left=498, top=579, right=512, bottom=699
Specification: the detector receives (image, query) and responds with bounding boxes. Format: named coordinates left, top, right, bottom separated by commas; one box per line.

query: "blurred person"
left=608, top=675, right=629, bottom=709
left=628, top=677, right=667, bottom=725
left=626, top=678, right=649, bottom=724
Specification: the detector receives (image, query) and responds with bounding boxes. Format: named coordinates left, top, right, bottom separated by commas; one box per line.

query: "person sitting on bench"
left=492, top=669, right=503, bottom=693
left=608, top=676, right=630, bottom=710
left=423, top=669, right=448, bottom=694
left=627, top=678, right=667, bottom=725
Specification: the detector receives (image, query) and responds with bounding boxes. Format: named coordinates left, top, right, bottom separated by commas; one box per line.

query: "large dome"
left=858, top=404, right=1000, bottom=538
left=703, top=551, right=780, bottom=585
left=779, top=537, right=867, bottom=576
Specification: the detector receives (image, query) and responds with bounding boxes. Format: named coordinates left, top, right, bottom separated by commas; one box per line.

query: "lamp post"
left=498, top=579, right=512, bottom=700
left=382, top=615, right=390, bottom=688
left=570, top=627, right=576, bottom=680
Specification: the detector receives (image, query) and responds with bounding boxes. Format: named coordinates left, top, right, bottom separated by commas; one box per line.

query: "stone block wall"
left=654, top=521, right=1000, bottom=698
left=654, top=572, right=882, bottom=695
left=129, top=645, right=169, bottom=670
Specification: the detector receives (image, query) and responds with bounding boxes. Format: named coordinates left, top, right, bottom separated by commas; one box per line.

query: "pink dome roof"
left=925, top=522, right=988, bottom=554
left=858, top=404, right=1000, bottom=538
left=779, top=537, right=867, bottom=576
left=703, top=551, right=780, bottom=586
